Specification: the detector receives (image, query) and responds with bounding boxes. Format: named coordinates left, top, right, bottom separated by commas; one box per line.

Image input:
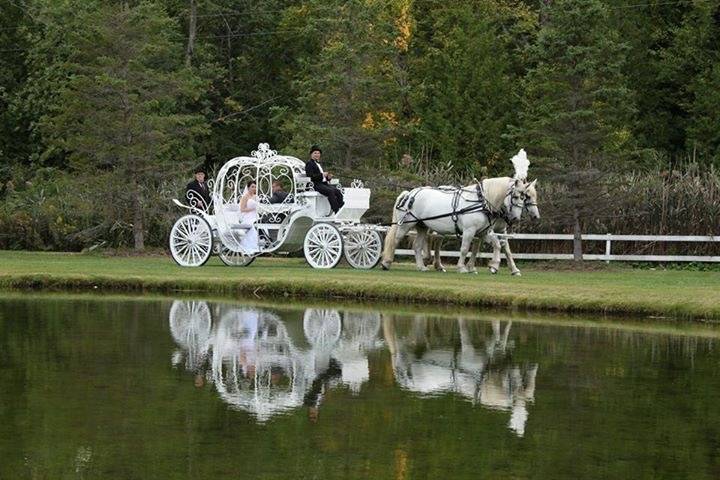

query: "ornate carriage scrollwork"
left=186, top=189, right=211, bottom=213
left=170, top=143, right=380, bottom=270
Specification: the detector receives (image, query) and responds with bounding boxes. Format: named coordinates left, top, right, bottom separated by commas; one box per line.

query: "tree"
left=663, top=1, right=720, bottom=164
left=408, top=0, right=535, bottom=176
left=271, top=0, right=407, bottom=167
left=514, top=0, right=634, bottom=260
left=46, top=1, right=207, bottom=250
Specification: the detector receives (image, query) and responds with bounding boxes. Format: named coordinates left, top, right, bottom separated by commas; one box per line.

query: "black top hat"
left=309, top=145, right=322, bottom=155
left=194, top=165, right=207, bottom=174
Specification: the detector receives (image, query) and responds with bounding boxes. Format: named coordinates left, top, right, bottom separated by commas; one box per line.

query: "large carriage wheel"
left=303, top=309, right=342, bottom=348
left=169, top=214, right=213, bottom=267
left=218, top=246, right=256, bottom=267
left=169, top=300, right=213, bottom=347
left=343, top=230, right=383, bottom=269
left=303, top=223, right=344, bottom=269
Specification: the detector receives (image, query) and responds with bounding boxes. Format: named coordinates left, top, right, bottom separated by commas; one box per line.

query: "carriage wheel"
left=218, top=246, right=256, bottom=267
left=343, top=230, right=383, bottom=269
left=169, top=214, right=213, bottom=267
left=169, top=300, right=213, bottom=347
left=303, top=223, right=343, bottom=269
left=303, top=309, right=342, bottom=348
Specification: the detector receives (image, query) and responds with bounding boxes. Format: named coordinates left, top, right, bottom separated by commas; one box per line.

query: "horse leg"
left=433, top=234, right=446, bottom=272
left=421, top=231, right=432, bottom=266
left=466, top=239, right=480, bottom=274
left=487, top=232, right=502, bottom=274
left=381, top=222, right=413, bottom=270
left=413, top=226, right=430, bottom=271
left=456, top=228, right=476, bottom=273
left=502, top=238, right=521, bottom=276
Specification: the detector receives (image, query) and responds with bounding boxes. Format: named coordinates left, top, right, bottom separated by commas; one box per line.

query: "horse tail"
left=382, top=191, right=408, bottom=269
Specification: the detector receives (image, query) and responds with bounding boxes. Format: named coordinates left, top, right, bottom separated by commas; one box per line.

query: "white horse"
left=381, top=177, right=532, bottom=273
left=421, top=182, right=539, bottom=275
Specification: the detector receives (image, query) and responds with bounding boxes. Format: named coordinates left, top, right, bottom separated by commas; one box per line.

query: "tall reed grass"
left=1, top=164, right=718, bottom=256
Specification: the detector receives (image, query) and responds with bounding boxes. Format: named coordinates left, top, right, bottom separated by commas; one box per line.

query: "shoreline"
left=1, top=264, right=719, bottom=322
left=3, top=289, right=720, bottom=338
left=1, top=251, right=719, bottom=321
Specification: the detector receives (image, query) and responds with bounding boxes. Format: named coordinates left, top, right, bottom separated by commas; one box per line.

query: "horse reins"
left=384, top=182, right=528, bottom=232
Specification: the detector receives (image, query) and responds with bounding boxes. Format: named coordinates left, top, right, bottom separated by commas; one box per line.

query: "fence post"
left=605, top=233, right=612, bottom=264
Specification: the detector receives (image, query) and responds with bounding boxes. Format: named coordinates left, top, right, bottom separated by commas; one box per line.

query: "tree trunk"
left=185, top=0, right=197, bottom=67
left=573, top=207, right=582, bottom=262
left=132, top=186, right=145, bottom=251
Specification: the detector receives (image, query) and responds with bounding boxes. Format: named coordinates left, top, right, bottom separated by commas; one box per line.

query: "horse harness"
left=395, top=181, right=526, bottom=237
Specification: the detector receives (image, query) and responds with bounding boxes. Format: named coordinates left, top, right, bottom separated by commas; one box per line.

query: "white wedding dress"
left=239, top=197, right=259, bottom=254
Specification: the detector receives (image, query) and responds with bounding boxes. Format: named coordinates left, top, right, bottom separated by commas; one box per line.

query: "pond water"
left=1, top=294, right=719, bottom=479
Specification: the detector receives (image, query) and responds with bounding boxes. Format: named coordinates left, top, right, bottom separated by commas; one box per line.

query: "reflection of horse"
left=382, top=316, right=538, bottom=437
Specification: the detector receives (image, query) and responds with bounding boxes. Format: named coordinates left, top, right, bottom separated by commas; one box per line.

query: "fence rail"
left=395, top=233, right=720, bottom=263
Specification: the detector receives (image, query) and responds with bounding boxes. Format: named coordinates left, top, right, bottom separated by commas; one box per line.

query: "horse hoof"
left=381, top=262, right=390, bottom=271
left=512, top=271, right=522, bottom=276
left=489, top=267, right=498, bottom=275
left=458, top=268, right=468, bottom=274
left=418, top=266, right=429, bottom=272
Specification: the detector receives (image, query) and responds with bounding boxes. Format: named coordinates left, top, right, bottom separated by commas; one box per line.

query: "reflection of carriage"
left=168, top=301, right=385, bottom=421
left=169, top=143, right=384, bottom=269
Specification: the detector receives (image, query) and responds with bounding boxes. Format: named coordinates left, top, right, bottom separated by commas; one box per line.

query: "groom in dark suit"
left=305, top=145, right=344, bottom=214
left=186, top=166, right=212, bottom=211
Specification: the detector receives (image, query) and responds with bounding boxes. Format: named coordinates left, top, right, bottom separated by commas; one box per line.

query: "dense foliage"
left=1, top=0, right=718, bottom=251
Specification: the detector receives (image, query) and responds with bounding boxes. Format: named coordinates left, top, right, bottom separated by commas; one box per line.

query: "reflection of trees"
left=383, top=316, right=538, bottom=437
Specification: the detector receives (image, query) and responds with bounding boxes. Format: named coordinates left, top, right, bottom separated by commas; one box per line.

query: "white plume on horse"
left=511, top=149, right=530, bottom=181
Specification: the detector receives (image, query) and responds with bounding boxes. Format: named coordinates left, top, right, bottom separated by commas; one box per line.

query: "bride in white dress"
left=238, top=181, right=259, bottom=253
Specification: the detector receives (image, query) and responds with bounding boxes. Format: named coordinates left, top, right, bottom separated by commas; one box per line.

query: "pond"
left=1, top=294, right=719, bottom=479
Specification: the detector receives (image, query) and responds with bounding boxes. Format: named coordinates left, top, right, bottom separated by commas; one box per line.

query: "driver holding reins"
left=305, top=145, right=344, bottom=215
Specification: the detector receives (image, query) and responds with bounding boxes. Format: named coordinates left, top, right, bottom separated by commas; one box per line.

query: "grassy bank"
left=1, top=251, right=719, bottom=320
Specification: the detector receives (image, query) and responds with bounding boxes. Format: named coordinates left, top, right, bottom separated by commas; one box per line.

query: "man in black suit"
left=186, top=166, right=212, bottom=211
left=305, top=145, right=344, bottom=214
left=269, top=180, right=288, bottom=204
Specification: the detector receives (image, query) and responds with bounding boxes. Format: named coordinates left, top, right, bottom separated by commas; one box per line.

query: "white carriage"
left=169, top=143, right=384, bottom=269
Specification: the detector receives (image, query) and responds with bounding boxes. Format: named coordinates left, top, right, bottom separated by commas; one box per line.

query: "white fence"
left=396, top=233, right=720, bottom=263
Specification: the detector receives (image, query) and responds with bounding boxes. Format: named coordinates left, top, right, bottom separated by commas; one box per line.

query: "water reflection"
left=169, top=301, right=537, bottom=435
left=384, top=317, right=537, bottom=436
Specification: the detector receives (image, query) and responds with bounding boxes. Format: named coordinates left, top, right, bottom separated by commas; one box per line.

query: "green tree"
left=514, top=0, right=634, bottom=260
left=409, top=0, right=535, bottom=176
left=46, top=1, right=207, bottom=250
left=607, top=0, right=689, bottom=165
left=272, top=0, right=407, bottom=167
left=0, top=1, right=32, bottom=178
left=663, top=1, right=720, bottom=164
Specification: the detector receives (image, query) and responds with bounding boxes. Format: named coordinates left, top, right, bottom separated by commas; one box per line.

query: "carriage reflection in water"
left=169, top=143, right=384, bottom=269
left=169, top=301, right=538, bottom=435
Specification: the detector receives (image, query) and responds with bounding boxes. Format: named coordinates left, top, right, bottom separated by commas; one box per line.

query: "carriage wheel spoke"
left=170, top=215, right=212, bottom=267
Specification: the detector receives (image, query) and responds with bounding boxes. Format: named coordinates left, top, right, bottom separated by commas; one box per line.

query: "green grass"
left=1, top=250, right=719, bottom=320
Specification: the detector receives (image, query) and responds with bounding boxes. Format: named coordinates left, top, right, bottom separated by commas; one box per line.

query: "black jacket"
left=269, top=190, right=289, bottom=204
left=305, top=160, right=326, bottom=185
left=186, top=179, right=212, bottom=209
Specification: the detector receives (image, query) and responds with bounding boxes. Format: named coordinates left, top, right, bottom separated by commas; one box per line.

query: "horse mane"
left=481, top=177, right=512, bottom=210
